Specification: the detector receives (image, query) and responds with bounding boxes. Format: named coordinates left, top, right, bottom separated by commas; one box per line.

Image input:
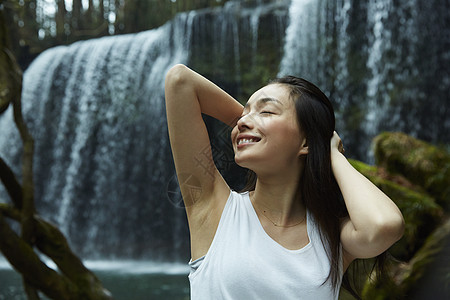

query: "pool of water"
left=0, top=260, right=190, bottom=300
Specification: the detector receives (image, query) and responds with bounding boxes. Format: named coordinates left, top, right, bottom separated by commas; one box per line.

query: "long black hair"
left=241, top=76, right=387, bottom=298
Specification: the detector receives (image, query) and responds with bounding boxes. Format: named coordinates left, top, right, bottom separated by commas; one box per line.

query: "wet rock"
left=373, top=132, right=450, bottom=210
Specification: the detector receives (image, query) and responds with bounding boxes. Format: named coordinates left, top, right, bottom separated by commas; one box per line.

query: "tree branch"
left=0, top=3, right=113, bottom=299
left=0, top=156, right=23, bottom=209
left=0, top=202, right=21, bottom=220
left=0, top=214, right=78, bottom=300
left=0, top=1, right=13, bottom=114
left=23, top=279, right=41, bottom=300
left=34, top=217, right=113, bottom=299
left=0, top=206, right=113, bottom=299
left=2, top=38, right=36, bottom=243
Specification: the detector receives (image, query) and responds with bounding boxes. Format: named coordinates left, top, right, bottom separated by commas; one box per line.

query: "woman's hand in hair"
left=330, top=131, right=345, bottom=154
left=330, top=131, right=404, bottom=267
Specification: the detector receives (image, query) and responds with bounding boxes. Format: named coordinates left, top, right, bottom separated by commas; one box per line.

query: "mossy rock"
left=362, top=218, right=450, bottom=299
left=373, top=132, right=450, bottom=210
left=349, top=159, right=443, bottom=261
left=362, top=274, right=405, bottom=300
left=400, top=218, right=450, bottom=298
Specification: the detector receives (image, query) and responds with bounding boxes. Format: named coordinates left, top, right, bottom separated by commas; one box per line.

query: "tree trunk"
left=55, top=0, right=67, bottom=41
left=21, top=0, right=38, bottom=42
left=72, top=0, right=83, bottom=31
left=0, top=4, right=114, bottom=299
left=99, top=0, right=105, bottom=21
left=86, top=0, right=94, bottom=25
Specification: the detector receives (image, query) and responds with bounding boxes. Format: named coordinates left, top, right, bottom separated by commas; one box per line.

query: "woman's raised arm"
left=331, top=132, right=405, bottom=268
left=164, top=64, right=243, bottom=218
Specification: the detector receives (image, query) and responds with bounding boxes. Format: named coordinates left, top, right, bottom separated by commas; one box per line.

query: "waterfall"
left=0, top=12, right=196, bottom=260
left=279, top=0, right=320, bottom=81
left=279, top=0, right=449, bottom=159
left=365, top=0, right=392, bottom=133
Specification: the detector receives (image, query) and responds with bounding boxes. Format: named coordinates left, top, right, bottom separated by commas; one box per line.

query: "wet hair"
left=241, top=76, right=387, bottom=299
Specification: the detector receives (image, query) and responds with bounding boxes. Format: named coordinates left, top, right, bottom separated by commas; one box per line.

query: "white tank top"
left=188, top=190, right=342, bottom=300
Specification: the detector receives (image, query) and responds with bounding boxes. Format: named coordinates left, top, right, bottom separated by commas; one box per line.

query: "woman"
left=165, top=64, right=404, bottom=299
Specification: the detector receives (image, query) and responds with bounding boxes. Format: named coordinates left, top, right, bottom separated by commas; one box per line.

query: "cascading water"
left=0, top=12, right=197, bottom=261
left=279, top=0, right=449, bottom=159
left=365, top=0, right=393, bottom=131
left=279, top=0, right=321, bottom=82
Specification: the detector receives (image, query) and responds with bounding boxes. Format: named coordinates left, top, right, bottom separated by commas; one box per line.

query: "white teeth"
left=238, top=138, right=257, bottom=145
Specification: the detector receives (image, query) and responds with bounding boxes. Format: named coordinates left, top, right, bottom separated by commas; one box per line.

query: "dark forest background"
left=5, top=0, right=255, bottom=69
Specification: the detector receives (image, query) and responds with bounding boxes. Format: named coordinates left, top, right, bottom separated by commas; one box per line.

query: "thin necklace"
left=252, top=203, right=306, bottom=228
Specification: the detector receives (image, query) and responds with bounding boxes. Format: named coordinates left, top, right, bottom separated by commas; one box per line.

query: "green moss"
left=348, top=159, right=377, bottom=174
left=362, top=276, right=405, bottom=300
left=399, top=218, right=450, bottom=290
left=362, top=218, right=450, bottom=299
left=373, top=132, right=450, bottom=209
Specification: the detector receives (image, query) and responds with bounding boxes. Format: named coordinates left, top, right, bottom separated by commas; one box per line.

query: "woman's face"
left=231, top=84, right=307, bottom=175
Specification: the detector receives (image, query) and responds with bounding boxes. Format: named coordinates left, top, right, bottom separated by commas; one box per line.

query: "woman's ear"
left=298, top=138, right=308, bottom=156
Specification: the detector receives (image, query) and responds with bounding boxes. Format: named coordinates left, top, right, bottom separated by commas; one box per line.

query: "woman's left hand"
left=331, top=131, right=344, bottom=154
left=331, top=130, right=404, bottom=265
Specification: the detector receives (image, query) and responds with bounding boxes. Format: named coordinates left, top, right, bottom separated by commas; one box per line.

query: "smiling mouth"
left=237, top=137, right=261, bottom=146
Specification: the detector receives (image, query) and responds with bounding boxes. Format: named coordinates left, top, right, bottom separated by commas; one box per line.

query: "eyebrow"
left=244, top=97, right=284, bottom=109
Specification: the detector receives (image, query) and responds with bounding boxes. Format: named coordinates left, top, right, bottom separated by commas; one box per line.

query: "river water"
left=0, top=259, right=190, bottom=299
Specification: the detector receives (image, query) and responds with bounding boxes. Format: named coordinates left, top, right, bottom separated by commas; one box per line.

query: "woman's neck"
left=251, top=170, right=305, bottom=226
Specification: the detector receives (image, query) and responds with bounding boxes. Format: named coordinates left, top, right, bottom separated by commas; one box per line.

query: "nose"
left=236, top=113, right=254, bottom=131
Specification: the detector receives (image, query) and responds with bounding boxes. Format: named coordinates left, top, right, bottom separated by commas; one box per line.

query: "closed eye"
left=261, top=111, right=275, bottom=115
